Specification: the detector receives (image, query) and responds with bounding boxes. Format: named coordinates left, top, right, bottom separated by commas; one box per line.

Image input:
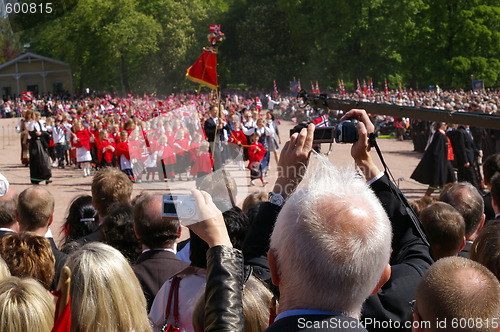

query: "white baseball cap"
left=0, top=172, right=9, bottom=197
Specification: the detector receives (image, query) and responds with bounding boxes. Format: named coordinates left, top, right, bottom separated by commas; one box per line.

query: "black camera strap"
left=369, top=133, right=430, bottom=247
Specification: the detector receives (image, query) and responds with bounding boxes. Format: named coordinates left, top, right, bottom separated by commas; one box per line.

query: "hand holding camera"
left=187, top=190, right=231, bottom=248
left=340, top=109, right=381, bottom=180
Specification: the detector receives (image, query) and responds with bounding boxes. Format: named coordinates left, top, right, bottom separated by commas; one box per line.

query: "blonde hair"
left=66, top=242, right=152, bottom=332
left=241, top=192, right=269, bottom=213
left=0, top=256, right=10, bottom=281
left=0, top=276, right=55, bottom=332
left=192, top=275, right=273, bottom=332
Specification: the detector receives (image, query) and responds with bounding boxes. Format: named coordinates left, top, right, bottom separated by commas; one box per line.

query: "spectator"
left=0, top=256, right=10, bottom=280
left=439, top=182, right=486, bottom=258
left=419, top=202, right=466, bottom=260
left=71, top=167, right=133, bottom=246
left=471, top=220, right=500, bottom=280
left=413, top=257, right=500, bottom=331
left=0, top=190, right=18, bottom=238
left=16, top=186, right=66, bottom=290
left=132, top=192, right=189, bottom=310
left=482, top=153, right=500, bottom=220
left=99, top=202, right=141, bottom=262
left=59, top=195, right=98, bottom=254
left=65, top=242, right=152, bottom=332
left=0, top=232, right=55, bottom=290
left=0, top=277, right=55, bottom=332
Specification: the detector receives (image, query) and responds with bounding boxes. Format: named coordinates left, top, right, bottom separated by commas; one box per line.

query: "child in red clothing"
left=97, top=129, right=115, bottom=167
left=115, top=131, right=134, bottom=181
left=247, top=133, right=267, bottom=186
left=190, top=141, right=213, bottom=188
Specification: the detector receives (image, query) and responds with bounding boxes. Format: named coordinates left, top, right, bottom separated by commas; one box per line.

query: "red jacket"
left=73, top=129, right=91, bottom=151
left=97, top=137, right=116, bottom=163
left=229, top=130, right=247, bottom=146
left=247, top=142, right=266, bottom=170
left=190, top=152, right=213, bottom=176
left=115, top=141, right=131, bottom=160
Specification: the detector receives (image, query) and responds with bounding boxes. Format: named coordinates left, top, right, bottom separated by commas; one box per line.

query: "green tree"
left=20, top=0, right=161, bottom=94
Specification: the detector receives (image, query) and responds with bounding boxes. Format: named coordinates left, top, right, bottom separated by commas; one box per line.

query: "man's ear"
left=176, top=227, right=182, bottom=239
left=268, top=249, right=280, bottom=287
left=477, top=213, right=486, bottom=232
left=371, top=263, right=391, bottom=295
left=47, top=212, right=54, bottom=227
left=133, top=224, right=140, bottom=239
left=458, top=236, right=466, bottom=253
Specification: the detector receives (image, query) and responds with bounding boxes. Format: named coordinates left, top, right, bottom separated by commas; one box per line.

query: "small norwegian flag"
left=256, top=97, right=262, bottom=110
left=273, top=80, right=279, bottom=99
left=209, top=25, right=220, bottom=32
left=21, top=91, right=33, bottom=101
left=312, top=114, right=329, bottom=127
left=356, top=80, right=361, bottom=95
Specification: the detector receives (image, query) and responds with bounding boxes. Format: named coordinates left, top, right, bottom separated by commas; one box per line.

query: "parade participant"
left=116, top=131, right=134, bottom=182
left=26, top=111, right=52, bottom=185
left=72, top=121, right=93, bottom=177
left=247, top=133, right=267, bottom=186
left=411, top=122, right=455, bottom=196
left=96, top=129, right=115, bottom=168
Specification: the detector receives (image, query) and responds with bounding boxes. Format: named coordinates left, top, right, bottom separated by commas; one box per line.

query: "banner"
left=186, top=50, right=218, bottom=90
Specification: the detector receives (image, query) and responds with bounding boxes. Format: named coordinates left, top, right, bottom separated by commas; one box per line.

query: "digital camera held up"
left=334, top=119, right=359, bottom=143
left=289, top=119, right=358, bottom=144
left=161, top=194, right=199, bottom=226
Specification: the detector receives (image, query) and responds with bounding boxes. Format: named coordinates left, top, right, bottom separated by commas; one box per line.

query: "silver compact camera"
left=161, top=194, right=199, bottom=225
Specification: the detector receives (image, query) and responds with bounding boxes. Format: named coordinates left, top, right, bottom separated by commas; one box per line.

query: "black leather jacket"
left=204, top=245, right=245, bottom=332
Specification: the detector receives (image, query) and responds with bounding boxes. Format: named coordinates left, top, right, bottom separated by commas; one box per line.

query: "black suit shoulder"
left=133, top=250, right=189, bottom=310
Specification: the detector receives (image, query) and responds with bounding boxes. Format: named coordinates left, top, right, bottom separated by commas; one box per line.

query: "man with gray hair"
left=439, top=182, right=485, bottom=258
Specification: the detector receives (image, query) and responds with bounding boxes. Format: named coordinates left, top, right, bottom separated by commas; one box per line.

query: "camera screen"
left=163, top=202, right=177, bottom=214
left=313, top=127, right=335, bottom=143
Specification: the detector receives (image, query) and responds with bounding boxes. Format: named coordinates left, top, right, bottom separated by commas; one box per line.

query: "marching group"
left=12, top=94, right=282, bottom=186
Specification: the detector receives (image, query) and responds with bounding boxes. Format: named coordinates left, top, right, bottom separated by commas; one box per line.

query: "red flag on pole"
left=356, top=80, right=361, bottom=95
left=363, top=80, right=368, bottom=95
left=186, top=50, right=218, bottom=90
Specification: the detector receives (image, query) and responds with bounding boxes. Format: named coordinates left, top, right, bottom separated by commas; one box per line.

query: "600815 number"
left=5, top=2, right=53, bottom=14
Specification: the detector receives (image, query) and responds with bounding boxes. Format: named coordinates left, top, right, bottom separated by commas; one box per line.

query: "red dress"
left=247, top=142, right=266, bottom=171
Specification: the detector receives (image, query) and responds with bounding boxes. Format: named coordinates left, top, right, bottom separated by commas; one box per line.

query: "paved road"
left=0, top=117, right=427, bottom=246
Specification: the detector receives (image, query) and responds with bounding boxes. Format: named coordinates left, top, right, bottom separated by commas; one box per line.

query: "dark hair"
left=189, top=205, right=250, bottom=268
left=0, top=195, right=17, bottom=228
left=266, top=111, right=275, bottom=121
left=471, top=220, right=500, bottom=280
left=439, top=182, right=484, bottom=237
left=420, top=202, right=465, bottom=259
left=133, top=193, right=180, bottom=249
left=222, top=206, right=249, bottom=250
left=483, top=153, right=500, bottom=185
left=61, top=195, right=98, bottom=247
left=100, top=203, right=141, bottom=262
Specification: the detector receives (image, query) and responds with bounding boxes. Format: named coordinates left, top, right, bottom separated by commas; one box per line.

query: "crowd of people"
left=0, top=89, right=499, bottom=331
left=12, top=93, right=284, bottom=186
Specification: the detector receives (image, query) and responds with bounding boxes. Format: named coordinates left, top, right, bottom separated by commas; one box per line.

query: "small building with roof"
left=0, top=52, right=73, bottom=98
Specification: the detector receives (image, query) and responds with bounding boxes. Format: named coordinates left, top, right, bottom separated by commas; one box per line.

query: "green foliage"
left=2, top=0, right=497, bottom=93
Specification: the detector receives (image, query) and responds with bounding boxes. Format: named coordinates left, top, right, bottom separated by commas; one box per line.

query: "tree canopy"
left=3, top=0, right=499, bottom=94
